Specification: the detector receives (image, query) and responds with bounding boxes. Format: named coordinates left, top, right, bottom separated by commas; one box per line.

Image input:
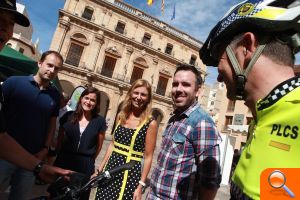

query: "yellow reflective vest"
left=232, top=83, right=300, bottom=200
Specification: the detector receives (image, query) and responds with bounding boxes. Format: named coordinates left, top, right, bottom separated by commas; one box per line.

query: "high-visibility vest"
left=232, top=86, right=300, bottom=200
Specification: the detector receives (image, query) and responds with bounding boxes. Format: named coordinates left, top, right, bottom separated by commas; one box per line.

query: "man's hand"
left=38, top=164, right=73, bottom=183
left=35, top=148, right=48, bottom=160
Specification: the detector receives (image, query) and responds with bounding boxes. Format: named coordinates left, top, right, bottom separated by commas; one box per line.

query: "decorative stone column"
left=102, top=9, right=113, bottom=27
left=101, top=8, right=107, bottom=26
left=56, top=16, right=70, bottom=53
left=122, top=46, right=134, bottom=79
left=92, top=33, right=105, bottom=72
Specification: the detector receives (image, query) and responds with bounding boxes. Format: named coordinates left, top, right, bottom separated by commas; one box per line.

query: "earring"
left=243, top=47, right=247, bottom=55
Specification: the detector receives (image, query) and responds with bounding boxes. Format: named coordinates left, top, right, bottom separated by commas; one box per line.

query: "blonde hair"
left=118, top=79, right=152, bottom=126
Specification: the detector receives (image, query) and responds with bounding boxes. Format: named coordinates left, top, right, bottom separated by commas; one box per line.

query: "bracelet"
left=139, top=180, right=146, bottom=187
left=33, top=161, right=45, bottom=177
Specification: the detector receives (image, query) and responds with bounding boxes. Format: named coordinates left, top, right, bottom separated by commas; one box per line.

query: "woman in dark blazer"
left=55, top=87, right=106, bottom=200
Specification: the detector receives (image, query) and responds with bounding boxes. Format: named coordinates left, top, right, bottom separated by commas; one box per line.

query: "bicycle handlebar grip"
left=108, top=160, right=137, bottom=175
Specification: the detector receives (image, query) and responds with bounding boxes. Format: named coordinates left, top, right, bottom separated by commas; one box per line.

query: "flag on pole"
left=147, top=0, right=153, bottom=6
left=171, top=3, right=176, bottom=20
left=161, top=0, right=165, bottom=15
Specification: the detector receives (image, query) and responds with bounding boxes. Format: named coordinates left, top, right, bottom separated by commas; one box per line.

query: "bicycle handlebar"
left=49, top=161, right=137, bottom=200
left=107, top=159, right=137, bottom=175
left=81, top=160, right=137, bottom=191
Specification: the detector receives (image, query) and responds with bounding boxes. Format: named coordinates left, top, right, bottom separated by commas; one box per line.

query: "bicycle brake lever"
left=104, top=171, right=111, bottom=179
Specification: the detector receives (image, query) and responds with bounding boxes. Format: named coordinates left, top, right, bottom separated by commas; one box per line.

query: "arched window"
left=100, top=47, right=121, bottom=78
left=189, top=55, right=197, bottom=65
left=66, top=43, right=84, bottom=67
left=101, top=55, right=117, bottom=78
left=152, top=109, right=163, bottom=125
left=130, top=57, right=148, bottom=84
left=156, top=76, right=168, bottom=96
left=130, top=67, right=143, bottom=84
left=165, top=43, right=173, bottom=55
left=82, top=6, right=94, bottom=21
left=115, top=21, right=126, bottom=34
left=59, top=80, right=75, bottom=97
left=142, top=33, right=151, bottom=45
left=65, top=33, right=88, bottom=67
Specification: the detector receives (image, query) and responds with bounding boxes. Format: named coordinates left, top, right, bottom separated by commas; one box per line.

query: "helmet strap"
left=290, top=33, right=300, bottom=54
left=226, top=42, right=266, bottom=100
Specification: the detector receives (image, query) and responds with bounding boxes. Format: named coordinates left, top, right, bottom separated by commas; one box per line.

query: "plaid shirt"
left=148, top=102, right=222, bottom=200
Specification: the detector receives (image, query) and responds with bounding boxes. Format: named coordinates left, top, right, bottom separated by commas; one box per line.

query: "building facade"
left=6, top=3, right=41, bottom=61
left=50, top=0, right=205, bottom=138
left=218, top=99, right=252, bottom=150
left=201, top=82, right=225, bottom=124
left=201, top=82, right=253, bottom=184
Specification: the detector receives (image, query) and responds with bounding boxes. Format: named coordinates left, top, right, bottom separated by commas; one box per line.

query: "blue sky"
left=18, top=0, right=300, bottom=85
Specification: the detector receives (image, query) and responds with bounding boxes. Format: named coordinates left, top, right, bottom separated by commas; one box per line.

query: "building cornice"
left=96, top=0, right=202, bottom=49
left=60, top=9, right=187, bottom=65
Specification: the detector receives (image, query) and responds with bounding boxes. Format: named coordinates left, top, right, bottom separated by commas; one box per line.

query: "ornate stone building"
left=50, top=0, right=205, bottom=136
left=7, top=3, right=41, bottom=61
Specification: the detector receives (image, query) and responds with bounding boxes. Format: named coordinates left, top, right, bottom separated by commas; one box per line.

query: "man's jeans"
left=0, top=159, right=35, bottom=200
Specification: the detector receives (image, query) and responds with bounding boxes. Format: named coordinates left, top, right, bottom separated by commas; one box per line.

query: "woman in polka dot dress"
left=94, top=79, right=158, bottom=200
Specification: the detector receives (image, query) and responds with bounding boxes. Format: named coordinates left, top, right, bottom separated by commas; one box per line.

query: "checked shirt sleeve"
left=192, top=119, right=222, bottom=189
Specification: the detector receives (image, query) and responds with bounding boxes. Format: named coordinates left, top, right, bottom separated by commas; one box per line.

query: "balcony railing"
left=113, top=0, right=201, bottom=47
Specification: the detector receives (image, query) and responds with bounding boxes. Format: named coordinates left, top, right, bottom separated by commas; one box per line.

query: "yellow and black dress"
left=95, top=118, right=153, bottom=200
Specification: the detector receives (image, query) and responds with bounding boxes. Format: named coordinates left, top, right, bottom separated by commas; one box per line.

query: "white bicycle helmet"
left=200, top=0, right=300, bottom=99
left=200, top=0, right=300, bottom=66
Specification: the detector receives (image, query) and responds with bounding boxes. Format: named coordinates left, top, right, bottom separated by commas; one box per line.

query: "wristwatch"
left=33, top=161, right=45, bottom=177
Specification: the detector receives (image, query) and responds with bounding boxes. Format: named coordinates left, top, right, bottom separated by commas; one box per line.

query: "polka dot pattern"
left=95, top=119, right=153, bottom=200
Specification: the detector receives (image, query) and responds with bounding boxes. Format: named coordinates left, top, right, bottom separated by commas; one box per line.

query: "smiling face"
left=172, top=70, right=200, bottom=111
left=0, top=11, right=14, bottom=50
left=80, top=92, right=97, bottom=113
left=37, top=53, right=62, bottom=82
left=131, top=86, right=149, bottom=111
